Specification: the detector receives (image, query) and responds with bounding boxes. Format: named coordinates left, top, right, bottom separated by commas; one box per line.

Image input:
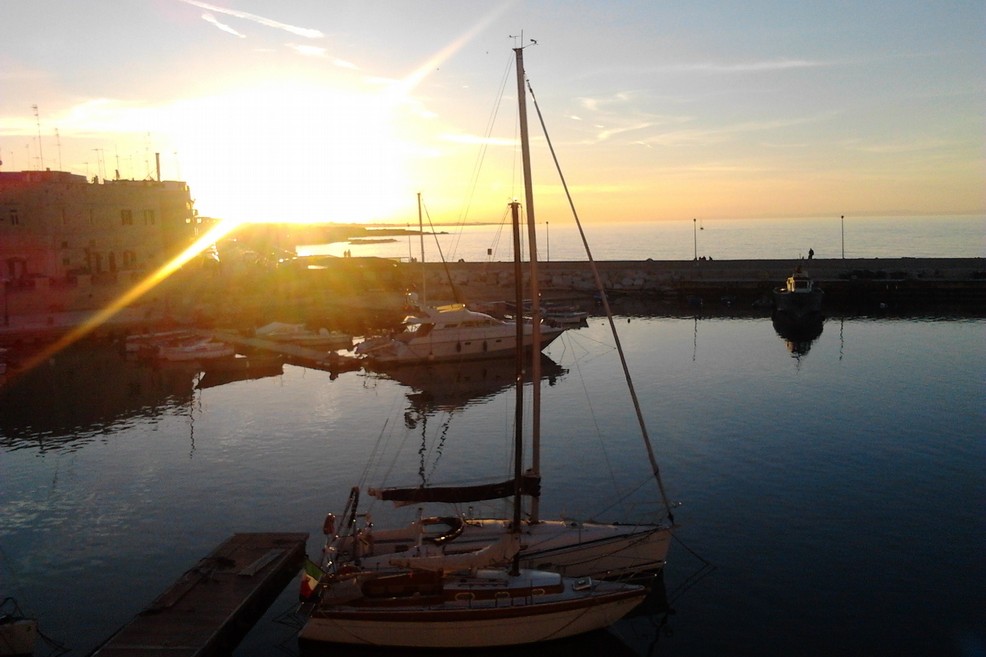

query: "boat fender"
left=322, top=513, right=336, bottom=536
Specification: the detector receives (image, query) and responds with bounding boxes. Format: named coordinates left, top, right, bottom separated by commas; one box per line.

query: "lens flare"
left=16, top=220, right=239, bottom=375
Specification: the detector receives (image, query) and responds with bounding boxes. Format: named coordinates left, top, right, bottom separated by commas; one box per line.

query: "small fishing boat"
left=772, top=267, right=824, bottom=318
left=124, top=329, right=195, bottom=354
left=156, top=338, right=235, bottom=362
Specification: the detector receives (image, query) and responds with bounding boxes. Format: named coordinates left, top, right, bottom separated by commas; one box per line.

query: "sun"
left=165, top=75, right=423, bottom=225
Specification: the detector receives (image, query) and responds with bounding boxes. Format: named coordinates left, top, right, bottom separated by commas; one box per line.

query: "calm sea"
left=297, top=214, right=986, bottom=262
left=1, top=308, right=983, bottom=656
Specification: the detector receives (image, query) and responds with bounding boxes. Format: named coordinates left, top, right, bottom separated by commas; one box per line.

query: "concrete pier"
left=91, top=533, right=307, bottom=657
left=0, top=258, right=982, bottom=349
left=419, top=257, right=986, bottom=309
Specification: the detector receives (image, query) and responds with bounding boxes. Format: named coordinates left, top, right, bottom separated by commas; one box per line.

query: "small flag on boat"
left=299, top=558, right=324, bottom=601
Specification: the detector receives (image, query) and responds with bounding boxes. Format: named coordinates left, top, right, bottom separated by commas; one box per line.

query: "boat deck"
left=92, top=532, right=307, bottom=657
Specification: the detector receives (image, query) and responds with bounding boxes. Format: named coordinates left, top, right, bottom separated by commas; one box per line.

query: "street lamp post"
left=841, top=215, right=845, bottom=259
left=693, top=218, right=697, bottom=260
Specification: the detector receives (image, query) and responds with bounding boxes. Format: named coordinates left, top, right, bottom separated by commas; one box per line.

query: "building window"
left=9, top=208, right=19, bottom=225
left=121, top=209, right=133, bottom=225
left=61, top=208, right=68, bottom=225
left=61, top=241, right=69, bottom=249
left=143, top=209, right=156, bottom=225
left=62, top=257, right=71, bottom=266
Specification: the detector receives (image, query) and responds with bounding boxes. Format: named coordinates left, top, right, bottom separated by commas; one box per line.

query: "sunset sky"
left=1, top=1, right=983, bottom=225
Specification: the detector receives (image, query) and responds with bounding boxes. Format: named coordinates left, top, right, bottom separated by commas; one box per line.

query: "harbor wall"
left=1, top=258, right=983, bottom=344
left=422, top=257, right=986, bottom=307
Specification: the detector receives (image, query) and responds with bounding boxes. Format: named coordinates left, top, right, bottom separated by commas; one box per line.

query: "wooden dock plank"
left=93, top=532, right=307, bottom=657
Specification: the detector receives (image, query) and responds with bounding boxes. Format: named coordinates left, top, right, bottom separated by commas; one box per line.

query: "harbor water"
left=1, top=309, right=983, bottom=656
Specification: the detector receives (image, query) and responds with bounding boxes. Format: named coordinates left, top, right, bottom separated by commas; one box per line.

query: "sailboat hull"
left=299, top=571, right=646, bottom=647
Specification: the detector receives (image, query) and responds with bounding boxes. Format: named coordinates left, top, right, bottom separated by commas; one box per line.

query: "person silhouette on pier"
left=808, top=248, right=814, bottom=260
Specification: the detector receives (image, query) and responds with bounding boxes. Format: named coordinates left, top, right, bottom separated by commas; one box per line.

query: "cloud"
left=290, top=44, right=327, bottom=57
left=177, top=0, right=324, bottom=38
left=202, top=12, right=245, bottom=38
left=665, top=59, right=829, bottom=74
left=442, top=134, right=516, bottom=147
left=285, top=44, right=358, bottom=70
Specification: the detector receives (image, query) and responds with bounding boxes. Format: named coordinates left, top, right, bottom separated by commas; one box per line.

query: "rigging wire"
left=457, top=52, right=514, bottom=229
left=526, top=77, right=676, bottom=524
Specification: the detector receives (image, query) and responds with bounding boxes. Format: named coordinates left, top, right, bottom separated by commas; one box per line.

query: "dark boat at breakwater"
left=772, top=267, right=824, bottom=319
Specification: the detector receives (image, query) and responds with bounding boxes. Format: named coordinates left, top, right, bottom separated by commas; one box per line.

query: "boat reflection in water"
left=0, top=340, right=199, bottom=451
left=0, top=339, right=291, bottom=452
left=367, top=353, right=567, bottom=415
left=771, top=311, right=824, bottom=360
left=195, top=355, right=284, bottom=390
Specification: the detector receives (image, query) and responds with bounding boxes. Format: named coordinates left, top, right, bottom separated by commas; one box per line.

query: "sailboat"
left=299, top=46, right=649, bottom=648
left=315, top=43, right=677, bottom=582
left=299, top=45, right=676, bottom=647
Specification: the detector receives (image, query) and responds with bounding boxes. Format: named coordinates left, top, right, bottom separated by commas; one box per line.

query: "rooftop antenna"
left=55, top=128, right=62, bottom=170
left=92, top=148, right=106, bottom=181
left=144, top=132, right=151, bottom=179
left=32, top=104, right=45, bottom=169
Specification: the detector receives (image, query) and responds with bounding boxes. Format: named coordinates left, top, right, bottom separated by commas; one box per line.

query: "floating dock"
left=92, top=532, right=307, bottom=657
left=202, top=330, right=362, bottom=374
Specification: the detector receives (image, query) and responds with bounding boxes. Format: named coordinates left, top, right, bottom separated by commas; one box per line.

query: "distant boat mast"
left=32, top=104, right=44, bottom=169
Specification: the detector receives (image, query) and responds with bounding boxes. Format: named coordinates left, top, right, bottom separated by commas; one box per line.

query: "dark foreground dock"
left=92, top=533, right=307, bottom=657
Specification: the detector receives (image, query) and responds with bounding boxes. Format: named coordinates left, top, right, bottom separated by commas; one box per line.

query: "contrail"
left=177, top=0, right=324, bottom=38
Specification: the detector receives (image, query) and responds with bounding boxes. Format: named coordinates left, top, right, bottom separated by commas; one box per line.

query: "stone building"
left=0, top=169, right=196, bottom=287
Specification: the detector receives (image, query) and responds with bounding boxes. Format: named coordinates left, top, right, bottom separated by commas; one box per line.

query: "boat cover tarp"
left=388, top=532, right=521, bottom=574
left=369, top=474, right=541, bottom=507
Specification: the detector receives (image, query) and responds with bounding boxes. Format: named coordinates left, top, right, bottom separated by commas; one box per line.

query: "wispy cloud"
left=177, top=0, right=324, bottom=38
left=290, top=44, right=326, bottom=57
left=442, top=134, right=516, bottom=147
left=202, top=12, right=245, bottom=38
left=665, top=59, right=829, bottom=74
left=286, top=44, right=359, bottom=69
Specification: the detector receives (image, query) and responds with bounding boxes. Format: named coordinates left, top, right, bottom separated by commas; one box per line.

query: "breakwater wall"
left=416, top=257, right=986, bottom=308
left=1, top=258, right=982, bottom=346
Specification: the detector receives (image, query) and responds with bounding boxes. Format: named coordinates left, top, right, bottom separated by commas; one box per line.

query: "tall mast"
left=417, top=192, right=426, bottom=304
left=514, top=45, right=543, bottom=523
left=509, top=199, right=524, bottom=576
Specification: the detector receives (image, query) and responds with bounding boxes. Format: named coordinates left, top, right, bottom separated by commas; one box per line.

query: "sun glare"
left=166, top=77, right=421, bottom=225
left=18, top=220, right=239, bottom=374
